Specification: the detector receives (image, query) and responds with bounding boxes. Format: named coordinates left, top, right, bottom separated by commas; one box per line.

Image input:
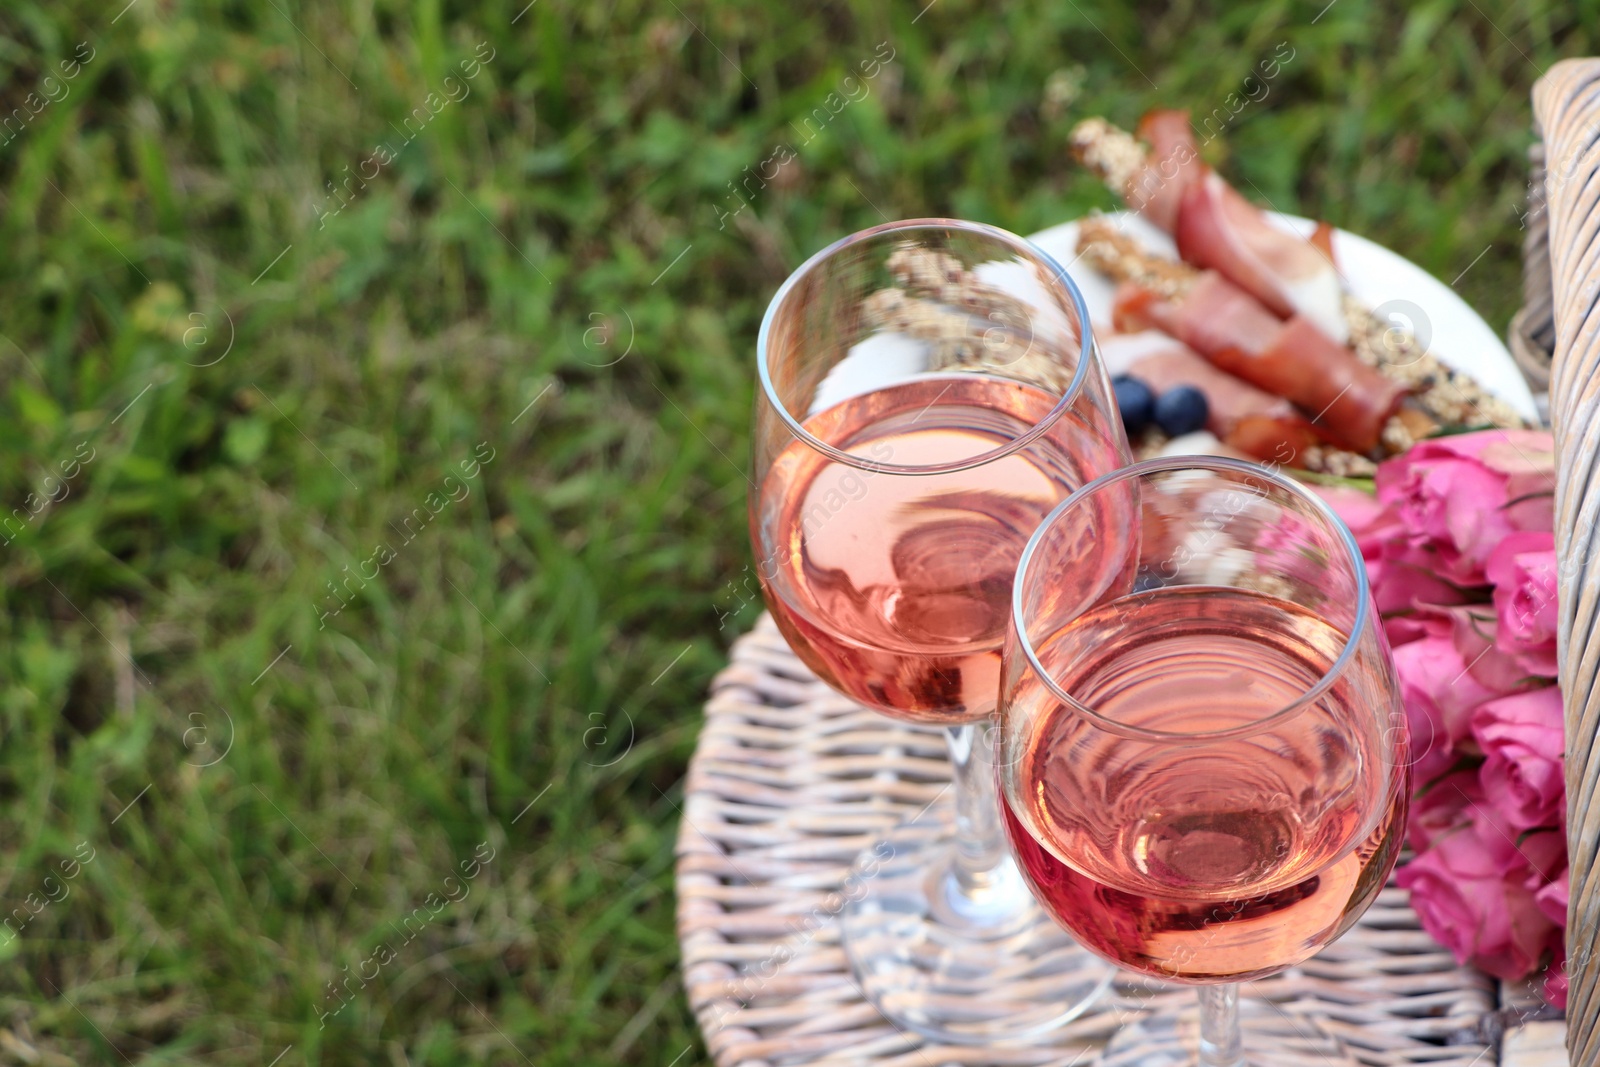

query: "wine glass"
left=750, top=219, right=1129, bottom=1043
left=998, top=456, right=1410, bottom=1067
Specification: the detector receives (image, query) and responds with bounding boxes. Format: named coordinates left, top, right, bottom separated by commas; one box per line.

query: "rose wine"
left=1001, top=586, right=1407, bottom=982
left=754, top=374, right=1120, bottom=724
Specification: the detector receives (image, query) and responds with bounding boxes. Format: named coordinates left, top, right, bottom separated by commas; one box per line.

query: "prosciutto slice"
left=1175, top=171, right=1350, bottom=343
left=1101, top=331, right=1318, bottom=464
left=1113, top=272, right=1406, bottom=454
left=1123, top=110, right=1205, bottom=233
left=1113, top=108, right=1349, bottom=343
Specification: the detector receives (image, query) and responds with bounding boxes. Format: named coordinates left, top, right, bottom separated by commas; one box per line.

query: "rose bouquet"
left=1318, top=429, right=1568, bottom=1006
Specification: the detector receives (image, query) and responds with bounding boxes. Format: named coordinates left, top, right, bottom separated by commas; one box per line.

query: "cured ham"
left=1122, top=110, right=1205, bottom=233
left=1175, top=171, right=1349, bottom=342
left=1101, top=331, right=1318, bottom=464
left=1071, top=111, right=1350, bottom=343
left=1113, top=272, right=1406, bottom=454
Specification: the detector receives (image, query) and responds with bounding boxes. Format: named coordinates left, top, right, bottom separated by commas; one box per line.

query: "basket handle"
left=1528, top=58, right=1600, bottom=1066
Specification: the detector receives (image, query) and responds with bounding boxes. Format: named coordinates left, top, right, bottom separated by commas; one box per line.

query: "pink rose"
left=1314, top=485, right=1469, bottom=647
left=1432, top=604, right=1536, bottom=695
left=1379, top=592, right=1438, bottom=648
left=1314, top=485, right=1394, bottom=558
left=1546, top=956, right=1569, bottom=1010
left=1472, top=688, right=1565, bottom=833
left=1486, top=532, right=1559, bottom=678
left=1406, top=768, right=1482, bottom=852
left=1397, top=814, right=1560, bottom=981
left=1393, top=635, right=1514, bottom=781
left=1537, top=868, right=1569, bottom=928
left=1535, top=870, right=1570, bottom=1010
left=1371, top=560, right=1468, bottom=643
left=1375, top=430, right=1556, bottom=585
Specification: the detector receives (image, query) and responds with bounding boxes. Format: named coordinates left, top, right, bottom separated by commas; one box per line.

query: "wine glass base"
left=839, top=810, right=1114, bottom=1046
left=1098, top=998, right=1357, bottom=1067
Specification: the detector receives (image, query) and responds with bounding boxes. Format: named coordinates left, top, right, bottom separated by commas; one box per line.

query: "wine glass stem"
left=944, top=723, right=1007, bottom=899
left=1198, top=984, right=1244, bottom=1067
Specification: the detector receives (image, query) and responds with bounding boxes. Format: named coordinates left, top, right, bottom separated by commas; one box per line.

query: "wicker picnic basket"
left=675, top=61, right=1600, bottom=1066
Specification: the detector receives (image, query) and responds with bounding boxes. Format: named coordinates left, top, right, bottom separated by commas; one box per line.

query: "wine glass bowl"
left=999, top=457, right=1409, bottom=1063
left=747, top=219, right=1129, bottom=1043
left=752, top=220, right=1127, bottom=724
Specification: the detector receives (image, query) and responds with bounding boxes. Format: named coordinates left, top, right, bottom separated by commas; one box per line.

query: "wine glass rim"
left=1010, top=455, right=1373, bottom=743
left=755, top=218, right=1096, bottom=476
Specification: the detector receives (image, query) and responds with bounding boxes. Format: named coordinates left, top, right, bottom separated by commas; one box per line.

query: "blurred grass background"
left=0, top=0, right=1591, bottom=1063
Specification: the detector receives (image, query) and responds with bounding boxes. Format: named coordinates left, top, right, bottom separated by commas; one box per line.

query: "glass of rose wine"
left=749, top=219, right=1129, bottom=1043
left=999, top=456, right=1410, bottom=1067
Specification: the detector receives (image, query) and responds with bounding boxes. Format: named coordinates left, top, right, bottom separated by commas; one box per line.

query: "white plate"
left=1029, top=211, right=1540, bottom=423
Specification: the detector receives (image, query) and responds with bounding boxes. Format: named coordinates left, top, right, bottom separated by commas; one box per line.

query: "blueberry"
left=1154, top=384, right=1209, bottom=436
left=1112, top=376, right=1155, bottom=436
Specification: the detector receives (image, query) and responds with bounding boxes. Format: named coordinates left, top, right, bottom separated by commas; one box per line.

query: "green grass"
left=0, top=0, right=1591, bottom=1063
